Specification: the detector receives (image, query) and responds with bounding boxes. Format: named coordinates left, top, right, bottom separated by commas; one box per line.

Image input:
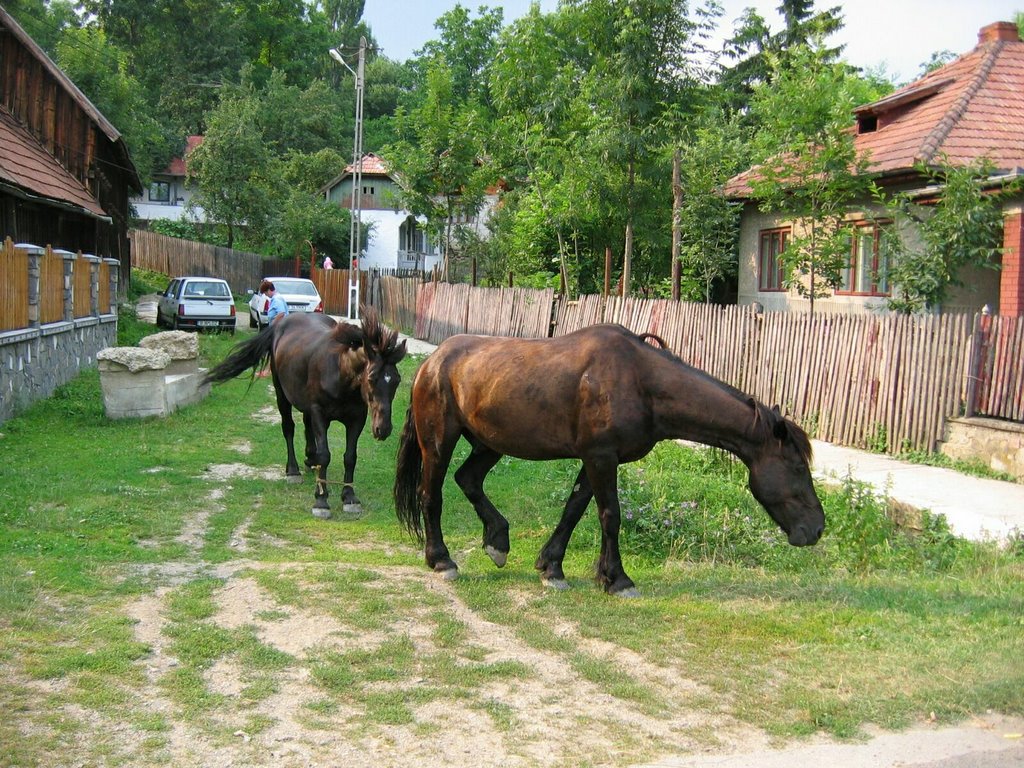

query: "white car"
left=248, top=277, right=324, bottom=329
left=156, top=276, right=236, bottom=334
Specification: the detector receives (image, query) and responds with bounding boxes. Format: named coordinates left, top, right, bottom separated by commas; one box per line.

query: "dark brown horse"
left=205, top=308, right=406, bottom=518
left=394, top=324, right=823, bottom=595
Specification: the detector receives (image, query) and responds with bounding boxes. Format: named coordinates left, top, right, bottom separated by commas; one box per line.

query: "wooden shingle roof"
left=724, top=21, right=1024, bottom=198
left=0, top=106, right=107, bottom=217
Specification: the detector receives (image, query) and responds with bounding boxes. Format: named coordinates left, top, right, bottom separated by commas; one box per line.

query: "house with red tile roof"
left=321, top=152, right=499, bottom=272
left=321, top=152, right=442, bottom=272
left=724, top=21, right=1024, bottom=317
left=0, top=6, right=141, bottom=279
left=131, top=135, right=208, bottom=226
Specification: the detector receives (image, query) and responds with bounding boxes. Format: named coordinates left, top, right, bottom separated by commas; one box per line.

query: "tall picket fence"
left=368, top=276, right=1023, bottom=455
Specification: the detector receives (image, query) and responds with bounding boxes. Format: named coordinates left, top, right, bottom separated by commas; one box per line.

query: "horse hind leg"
left=453, top=440, right=509, bottom=568
left=535, top=466, right=593, bottom=590
left=275, top=385, right=302, bottom=483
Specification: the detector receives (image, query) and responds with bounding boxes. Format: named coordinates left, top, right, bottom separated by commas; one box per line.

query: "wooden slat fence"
left=39, top=249, right=65, bottom=323
left=0, top=239, right=29, bottom=331
left=311, top=268, right=364, bottom=316
left=1, top=238, right=119, bottom=332
left=970, top=314, right=1024, bottom=421
left=72, top=257, right=91, bottom=318
left=370, top=274, right=419, bottom=333
left=412, top=281, right=553, bottom=344
left=368, top=284, right=1011, bottom=454
left=130, top=229, right=265, bottom=295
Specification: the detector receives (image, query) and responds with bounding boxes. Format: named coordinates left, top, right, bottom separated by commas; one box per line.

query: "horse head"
left=359, top=306, right=407, bottom=440
left=744, top=402, right=825, bottom=546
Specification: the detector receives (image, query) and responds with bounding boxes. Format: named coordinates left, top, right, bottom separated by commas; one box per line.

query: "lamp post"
left=330, top=38, right=365, bottom=321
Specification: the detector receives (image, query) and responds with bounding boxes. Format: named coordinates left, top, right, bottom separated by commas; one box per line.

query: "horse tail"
left=203, top=325, right=275, bottom=385
left=393, top=406, right=424, bottom=542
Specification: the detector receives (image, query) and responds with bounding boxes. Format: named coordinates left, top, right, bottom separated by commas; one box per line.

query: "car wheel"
left=249, top=311, right=257, bottom=328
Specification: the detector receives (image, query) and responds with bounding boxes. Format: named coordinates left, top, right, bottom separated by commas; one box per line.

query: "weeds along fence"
left=369, top=275, right=1023, bottom=454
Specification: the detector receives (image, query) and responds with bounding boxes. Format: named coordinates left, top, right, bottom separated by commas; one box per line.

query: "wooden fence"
left=0, top=238, right=114, bottom=332
left=129, top=230, right=267, bottom=295
left=367, top=276, right=1023, bottom=454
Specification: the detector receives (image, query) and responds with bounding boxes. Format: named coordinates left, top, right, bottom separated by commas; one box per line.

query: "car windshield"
left=271, top=280, right=318, bottom=296
left=183, top=281, right=230, bottom=298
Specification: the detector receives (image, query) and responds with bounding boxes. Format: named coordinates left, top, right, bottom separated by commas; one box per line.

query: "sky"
left=360, top=0, right=1023, bottom=85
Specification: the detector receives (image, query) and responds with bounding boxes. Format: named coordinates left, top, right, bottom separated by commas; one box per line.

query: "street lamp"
left=330, top=39, right=365, bottom=321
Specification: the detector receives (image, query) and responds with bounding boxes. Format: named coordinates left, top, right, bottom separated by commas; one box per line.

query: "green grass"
left=0, top=306, right=1022, bottom=766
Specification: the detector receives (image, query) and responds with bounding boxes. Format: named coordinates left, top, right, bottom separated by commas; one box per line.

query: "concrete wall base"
left=97, top=340, right=209, bottom=419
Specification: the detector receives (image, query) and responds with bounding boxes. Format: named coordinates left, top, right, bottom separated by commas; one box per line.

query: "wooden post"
left=965, top=305, right=992, bottom=417
left=671, top=148, right=682, bottom=301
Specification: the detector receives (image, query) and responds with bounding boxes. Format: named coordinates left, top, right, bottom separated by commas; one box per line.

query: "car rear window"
left=274, top=281, right=318, bottom=296
left=184, top=281, right=231, bottom=298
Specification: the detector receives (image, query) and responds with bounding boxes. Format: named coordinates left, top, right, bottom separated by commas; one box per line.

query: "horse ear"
left=770, top=405, right=788, bottom=440
left=393, top=338, right=407, bottom=362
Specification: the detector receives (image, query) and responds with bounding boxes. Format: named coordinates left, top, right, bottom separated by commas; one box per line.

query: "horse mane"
left=332, top=322, right=364, bottom=348
left=632, top=328, right=813, bottom=463
left=329, top=305, right=405, bottom=363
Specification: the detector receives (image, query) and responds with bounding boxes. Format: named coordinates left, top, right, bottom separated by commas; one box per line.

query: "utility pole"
left=330, top=37, right=366, bottom=321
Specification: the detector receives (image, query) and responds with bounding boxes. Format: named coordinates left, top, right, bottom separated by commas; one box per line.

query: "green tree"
left=386, top=60, right=492, bottom=278
left=749, top=43, right=875, bottom=314
left=719, top=0, right=845, bottom=115
left=186, top=85, right=272, bottom=249
left=673, top=110, right=745, bottom=302
left=54, top=27, right=173, bottom=182
left=414, top=4, right=505, bottom=107
left=882, top=157, right=1019, bottom=313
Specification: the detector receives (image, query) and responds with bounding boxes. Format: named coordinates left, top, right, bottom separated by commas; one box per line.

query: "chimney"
left=978, top=21, right=1021, bottom=44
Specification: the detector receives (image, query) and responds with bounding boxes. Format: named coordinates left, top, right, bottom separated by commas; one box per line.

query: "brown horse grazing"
left=394, top=324, right=824, bottom=595
left=205, top=307, right=406, bottom=518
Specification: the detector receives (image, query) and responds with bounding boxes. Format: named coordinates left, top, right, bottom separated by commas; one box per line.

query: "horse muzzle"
left=787, top=521, right=824, bottom=547
left=372, top=420, right=393, bottom=440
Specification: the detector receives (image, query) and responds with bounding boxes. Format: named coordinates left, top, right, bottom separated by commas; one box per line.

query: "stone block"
left=97, top=345, right=210, bottom=419
left=139, top=330, right=200, bottom=375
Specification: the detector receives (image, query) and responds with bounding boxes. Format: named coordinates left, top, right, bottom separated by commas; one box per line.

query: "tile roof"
left=344, top=152, right=390, bottom=176
left=0, top=106, right=107, bottom=217
left=724, top=21, right=1024, bottom=198
left=164, top=135, right=204, bottom=176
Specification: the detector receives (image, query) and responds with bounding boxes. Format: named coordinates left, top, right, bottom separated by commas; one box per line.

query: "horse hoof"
left=434, top=566, right=459, bottom=581
left=286, top=474, right=303, bottom=484
left=342, top=502, right=363, bottom=515
left=484, top=545, right=508, bottom=568
left=613, top=586, right=641, bottom=598
left=311, top=507, right=331, bottom=520
left=541, top=577, right=570, bottom=591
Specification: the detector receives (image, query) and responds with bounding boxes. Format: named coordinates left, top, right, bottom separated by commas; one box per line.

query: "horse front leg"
left=453, top=439, right=509, bottom=567
left=420, top=434, right=459, bottom=580
left=274, top=383, right=301, bottom=483
left=585, top=458, right=638, bottom=597
left=339, top=417, right=364, bottom=515
left=535, top=465, right=593, bottom=590
left=306, top=409, right=332, bottom=519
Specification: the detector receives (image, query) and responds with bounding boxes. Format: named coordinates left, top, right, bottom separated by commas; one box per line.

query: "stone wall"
left=0, top=317, right=118, bottom=424
left=941, top=417, right=1024, bottom=480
